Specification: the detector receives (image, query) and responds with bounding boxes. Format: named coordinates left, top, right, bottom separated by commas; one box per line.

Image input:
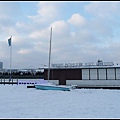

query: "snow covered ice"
left=0, top=84, right=120, bottom=118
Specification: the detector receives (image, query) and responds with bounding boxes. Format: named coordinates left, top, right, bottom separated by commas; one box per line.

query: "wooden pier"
left=27, top=85, right=35, bottom=88
left=0, top=79, right=18, bottom=85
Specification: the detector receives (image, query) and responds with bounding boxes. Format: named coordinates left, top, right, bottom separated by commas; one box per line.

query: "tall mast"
left=48, top=27, right=52, bottom=81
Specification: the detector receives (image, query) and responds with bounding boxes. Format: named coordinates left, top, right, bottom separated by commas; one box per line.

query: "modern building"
left=44, top=60, right=120, bottom=87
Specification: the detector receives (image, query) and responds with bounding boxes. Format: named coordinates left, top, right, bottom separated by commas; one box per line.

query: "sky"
left=0, top=84, right=120, bottom=118
left=1, top=1, right=120, bottom=69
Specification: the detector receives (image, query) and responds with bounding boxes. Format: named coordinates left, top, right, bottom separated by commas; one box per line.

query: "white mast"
left=48, top=27, right=52, bottom=81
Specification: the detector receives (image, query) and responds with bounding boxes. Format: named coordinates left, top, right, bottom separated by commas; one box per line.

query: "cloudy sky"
left=1, top=1, right=120, bottom=69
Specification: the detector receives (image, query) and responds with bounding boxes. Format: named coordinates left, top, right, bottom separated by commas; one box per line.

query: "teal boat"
left=35, top=83, right=71, bottom=91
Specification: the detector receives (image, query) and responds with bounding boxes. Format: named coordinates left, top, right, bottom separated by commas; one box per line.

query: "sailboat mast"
left=48, top=27, right=52, bottom=81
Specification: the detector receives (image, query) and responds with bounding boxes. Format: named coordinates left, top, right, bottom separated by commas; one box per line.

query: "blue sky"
left=1, top=1, right=120, bottom=69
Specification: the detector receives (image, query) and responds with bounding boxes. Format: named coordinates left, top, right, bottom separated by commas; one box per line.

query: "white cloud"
left=29, top=28, right=49, bottom=40
left=67, top=13, right=86, bottom=26
left=50, top=20, right=70, bottom=37
left=84, top=2, right=120, bottom=17
left=28, top=2, right=59, bottom=24
left=37, top=2, right=58, bottom=19
left=18, top=48, right=31, bottom=54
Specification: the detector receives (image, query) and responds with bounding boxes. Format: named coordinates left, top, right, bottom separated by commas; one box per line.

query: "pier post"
left=12, top=79, right=13, bottom=85
left=17, top=79, right=18, bottom=85
left=4, top=79, right=5, bottom=85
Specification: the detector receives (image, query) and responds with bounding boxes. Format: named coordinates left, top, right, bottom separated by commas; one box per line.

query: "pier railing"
left=0, top=79, right=18, bottom=85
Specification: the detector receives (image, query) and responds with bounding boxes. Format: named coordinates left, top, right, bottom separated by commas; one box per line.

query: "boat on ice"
left=34, top=27, right=73, bottom=91
left=35, top=82, right=72, bottom=91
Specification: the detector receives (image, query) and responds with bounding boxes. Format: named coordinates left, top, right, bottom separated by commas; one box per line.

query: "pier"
left=0, top=79, right=18, bottom=85
left=75, top=85, right=120, bottom=90
left=0, top=79, right=41, bottom=86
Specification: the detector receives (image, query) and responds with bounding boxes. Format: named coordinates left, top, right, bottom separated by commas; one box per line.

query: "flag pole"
left=9, top=35, right=12, bottom=81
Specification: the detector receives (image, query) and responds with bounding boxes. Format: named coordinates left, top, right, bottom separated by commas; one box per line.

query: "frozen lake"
left=0, top=83, right=120, bottom=118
